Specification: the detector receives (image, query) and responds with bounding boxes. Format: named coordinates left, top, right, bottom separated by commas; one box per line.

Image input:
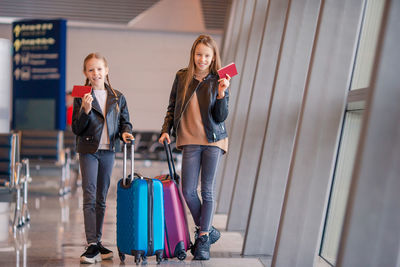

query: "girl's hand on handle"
left=217, top=74, right=231, bottom=99
left=159, top=133, right=171, bottom=144
left=81, top=93, right=93, bottom=114
left=122, top=132, right=134, bottom=143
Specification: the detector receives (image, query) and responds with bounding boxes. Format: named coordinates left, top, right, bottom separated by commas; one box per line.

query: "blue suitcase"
left=116, top=140, right=164, bottom=264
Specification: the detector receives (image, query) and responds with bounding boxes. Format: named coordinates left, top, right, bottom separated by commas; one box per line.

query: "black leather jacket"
left=72, top=84, right=132, bottom=153
left=161, top=69, right=229, bottom=143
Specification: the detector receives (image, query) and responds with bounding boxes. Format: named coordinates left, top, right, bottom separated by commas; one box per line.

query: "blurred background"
left=0, top=1, right=399, bottom=267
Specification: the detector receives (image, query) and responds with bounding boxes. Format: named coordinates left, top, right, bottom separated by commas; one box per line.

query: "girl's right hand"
left=159, top=133, right=171, bottom=144
left=217, top=74, right=231, bottom=99
left=82, top=93, right=93, bottom=114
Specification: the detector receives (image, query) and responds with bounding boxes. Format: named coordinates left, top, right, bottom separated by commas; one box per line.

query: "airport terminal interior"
left=0, top=0, right=399, bottom=266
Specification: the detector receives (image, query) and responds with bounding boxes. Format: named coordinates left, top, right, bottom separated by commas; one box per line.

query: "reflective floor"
left=0, top=160, right=268, bottom=266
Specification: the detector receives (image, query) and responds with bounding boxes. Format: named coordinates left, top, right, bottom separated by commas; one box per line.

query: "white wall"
left=0, top=23, right=222, bottom=132
left=0, top=38, right=11, bottom=133
left=0, top=24, right=10, bottom=39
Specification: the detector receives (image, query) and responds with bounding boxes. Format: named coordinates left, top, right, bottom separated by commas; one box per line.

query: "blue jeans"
left=79, top=150, right=115, bottom=244
left=181, top=145, right=223, bottom=234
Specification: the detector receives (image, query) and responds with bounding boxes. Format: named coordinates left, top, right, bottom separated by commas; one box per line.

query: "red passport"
left=71, top=86, right=92, bottom=98
left=217, top=62, right=238, bottom=79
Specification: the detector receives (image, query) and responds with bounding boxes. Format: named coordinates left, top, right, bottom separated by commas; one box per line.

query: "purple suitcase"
left=154, top=141, right=191, bottom=260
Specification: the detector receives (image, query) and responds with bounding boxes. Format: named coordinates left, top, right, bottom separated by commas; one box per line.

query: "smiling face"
left=83, top=58, right=108, bottom=89
left=194, top=43, right=214, bottom=73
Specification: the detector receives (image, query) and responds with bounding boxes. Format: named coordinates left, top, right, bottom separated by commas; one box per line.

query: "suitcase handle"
left=123, top=138, right=136, bottom=186
left=163, top=140, right=180, bottom=183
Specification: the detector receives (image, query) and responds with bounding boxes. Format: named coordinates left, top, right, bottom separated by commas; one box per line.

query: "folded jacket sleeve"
left=118, top=94, right=133, bottom=135
left=161, top=74, right=179, bottom=135
left=212, top=90, right=229, bottom=123
left=71, top=97, right=90, bottom=136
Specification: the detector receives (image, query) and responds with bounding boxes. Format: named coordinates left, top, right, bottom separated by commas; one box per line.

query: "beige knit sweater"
left=177, top=92, right=228, bottom=153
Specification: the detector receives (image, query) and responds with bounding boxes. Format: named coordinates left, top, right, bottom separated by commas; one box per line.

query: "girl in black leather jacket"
left=72, top=53, right=133, bottom=264
left=159, top=35, right=231, bottom=261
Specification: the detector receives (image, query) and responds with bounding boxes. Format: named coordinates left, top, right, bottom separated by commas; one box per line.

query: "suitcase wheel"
left=118, top=248, right=125, bottom=262
left=176, top=250, right=186, bottom=261
left=118, top=252, right=125, bottom=262
left=156, top=254, right=162, bottom=264
left=155, top=251, right=163, bottom=264
left=134, top=255, right=140, bottom=265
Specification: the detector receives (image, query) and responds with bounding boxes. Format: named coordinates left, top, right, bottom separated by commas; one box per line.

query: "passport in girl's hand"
left=217, top=62, right=238, bottom=79
left=71, top=86, right=92, bottom=98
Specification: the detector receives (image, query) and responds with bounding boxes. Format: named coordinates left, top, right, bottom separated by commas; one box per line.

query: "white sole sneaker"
left=80, top=253, right=102, bottom=264
left=101, top=252, right=113, bottom=260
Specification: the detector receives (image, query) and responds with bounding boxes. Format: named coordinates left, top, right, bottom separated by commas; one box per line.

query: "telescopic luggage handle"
left=123, top=139, right=135, bottom=186
left=163, top=140, right=179, bottom=183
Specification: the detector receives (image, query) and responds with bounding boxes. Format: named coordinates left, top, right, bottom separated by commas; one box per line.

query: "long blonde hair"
left=181, top=35, right=221, bottom=105
left=83, top=52, right=119, bottom=112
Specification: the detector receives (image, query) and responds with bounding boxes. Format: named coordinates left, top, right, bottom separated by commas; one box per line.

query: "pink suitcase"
left=154, top=141, right=191, bottom=260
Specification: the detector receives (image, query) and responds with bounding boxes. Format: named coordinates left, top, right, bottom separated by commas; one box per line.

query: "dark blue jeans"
left=181, top=145, right=223, bottom=234
left=79, top=150, right=115, bottom=244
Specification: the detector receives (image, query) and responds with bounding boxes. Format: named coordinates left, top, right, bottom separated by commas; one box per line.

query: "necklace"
left=194, top=71, right=209, bottom=81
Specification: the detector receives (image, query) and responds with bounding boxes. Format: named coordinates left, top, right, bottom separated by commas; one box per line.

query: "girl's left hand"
left=217, top=74, right=231, bottom=99
left=122, top=132, right=134, bottom=143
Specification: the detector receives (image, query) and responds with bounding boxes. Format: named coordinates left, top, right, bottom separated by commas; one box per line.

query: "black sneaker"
left=193, top=235, right=210, bottom=260
left=97, top=242, right=113, bottom=260
left=80, top=244, right=101, bottom=264
left=194, top=226, right=221, bottom=244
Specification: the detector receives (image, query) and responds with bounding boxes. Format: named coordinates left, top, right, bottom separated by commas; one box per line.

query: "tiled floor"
left=0, top=160, right=267, bottom=266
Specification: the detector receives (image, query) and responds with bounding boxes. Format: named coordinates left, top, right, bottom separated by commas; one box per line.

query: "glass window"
left=320, top=111, right=363, bottom=264
left=319, top=0, right=384, bottom=265
left=350, top=0, right=385, bottom=91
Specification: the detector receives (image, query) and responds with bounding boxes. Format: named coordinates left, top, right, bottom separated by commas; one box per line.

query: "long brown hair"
left=181, top=35, right=221, bottom=105
left=83, top=52, right=119, bottom=112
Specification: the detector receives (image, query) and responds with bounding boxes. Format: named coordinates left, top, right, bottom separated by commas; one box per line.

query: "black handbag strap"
left=163, top=140, right=179, bottom=183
